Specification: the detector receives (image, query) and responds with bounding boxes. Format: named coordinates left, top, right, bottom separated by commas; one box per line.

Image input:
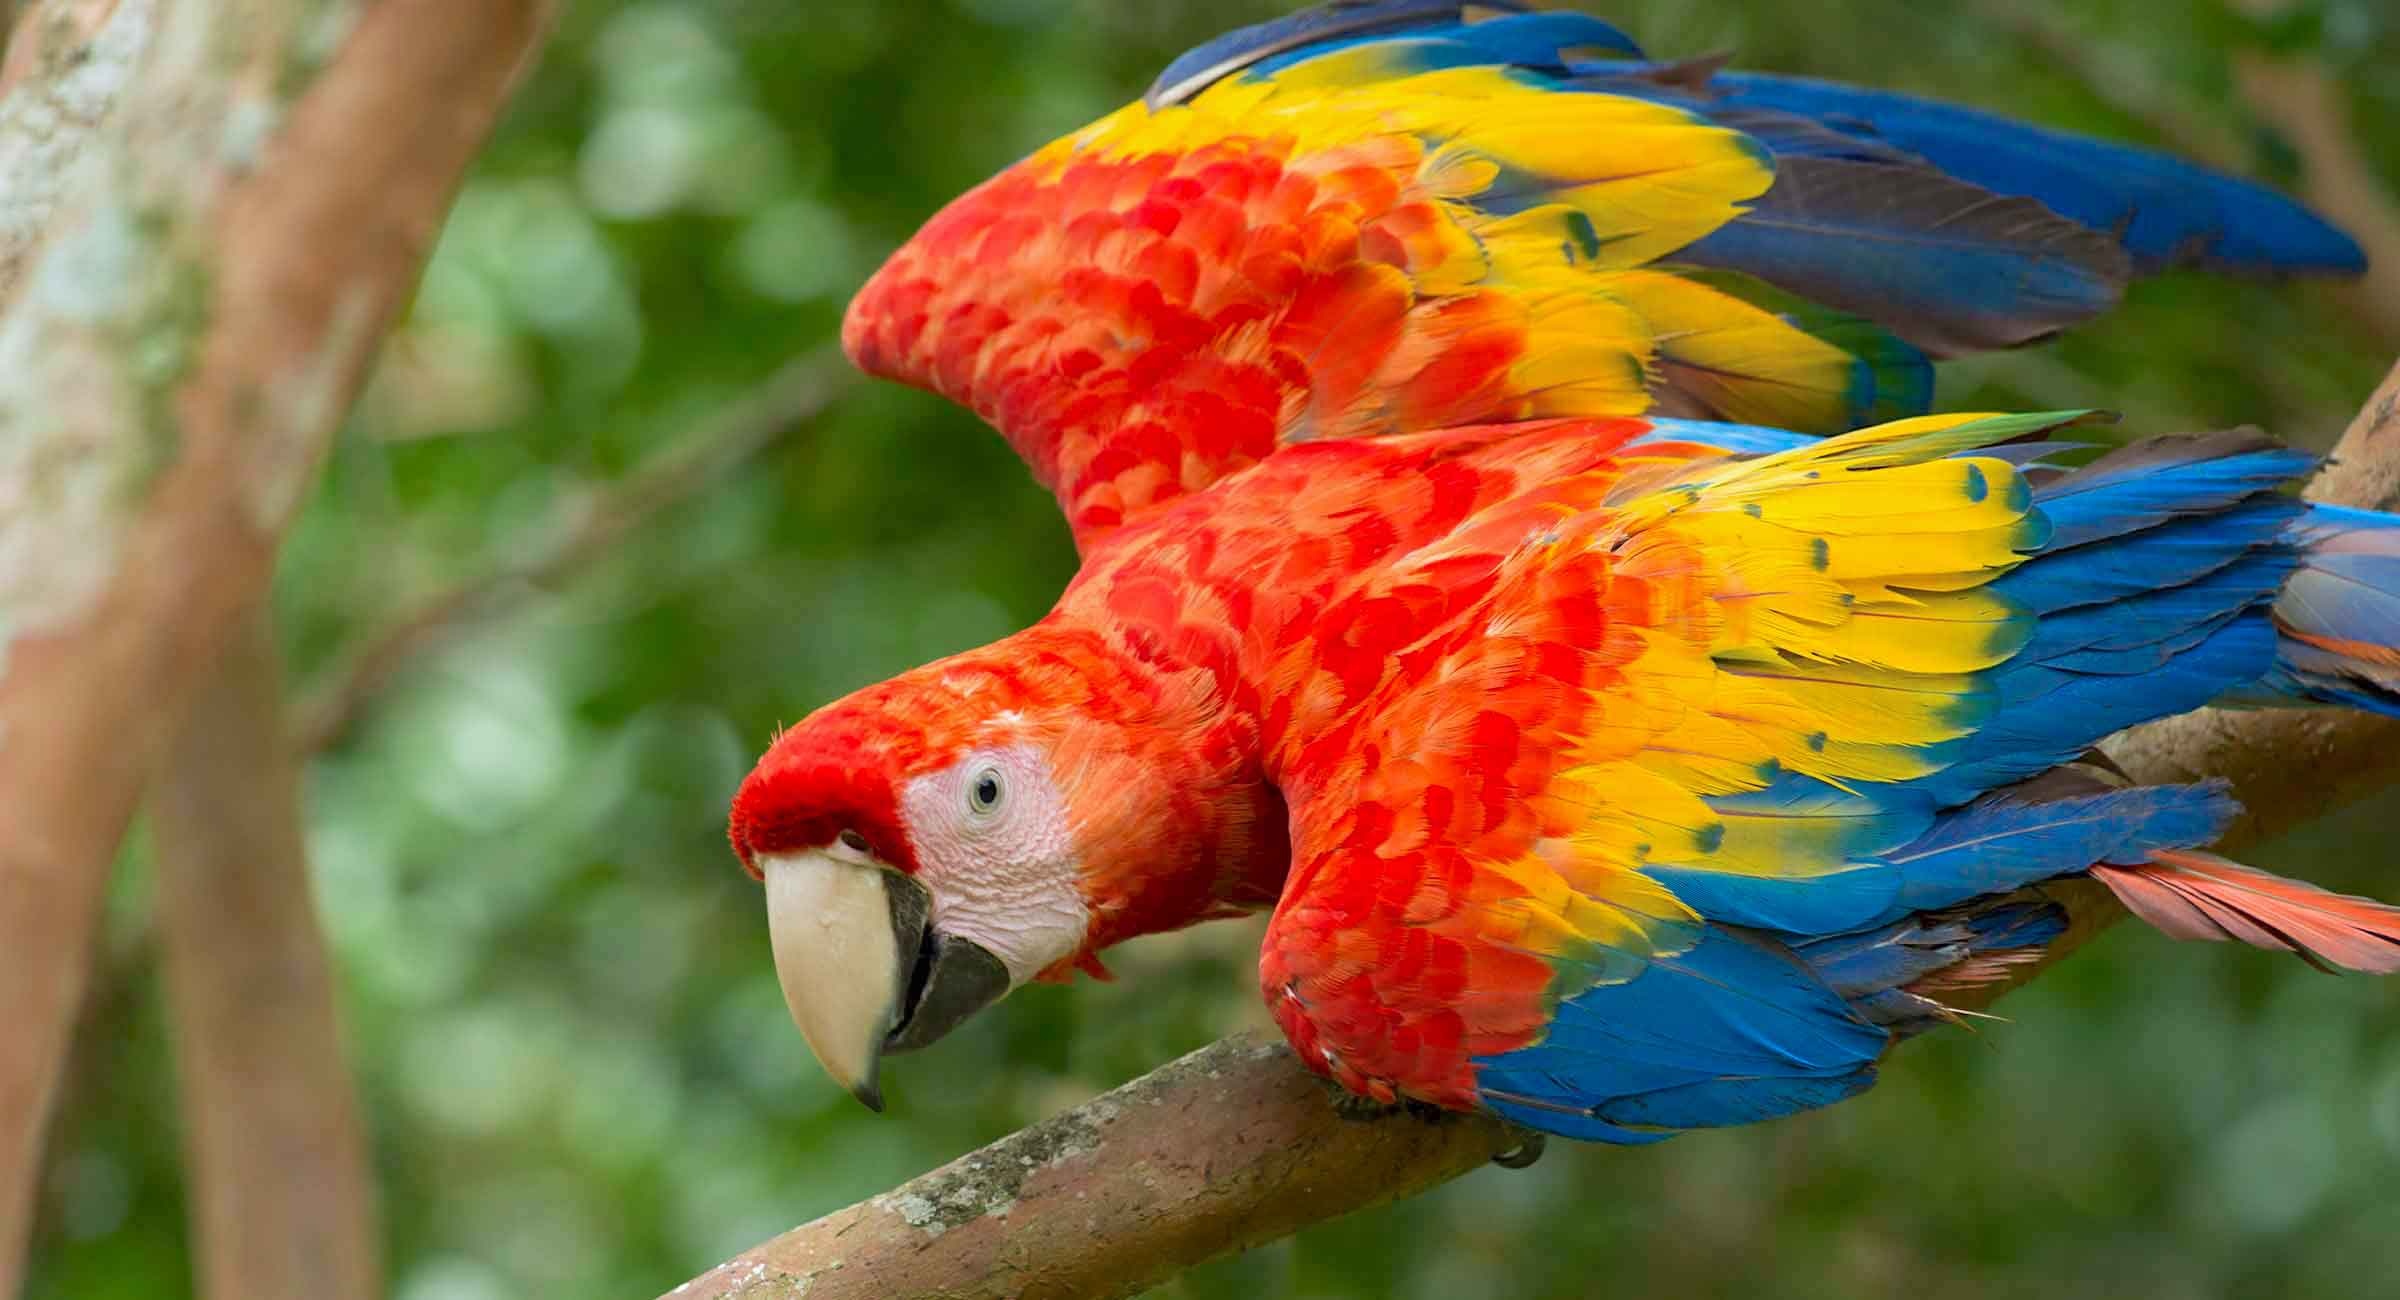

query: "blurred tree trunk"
left=2228, top=1, right=2400, bottom=346
left=154, top=613, right=380, bottom=1300
left=0, top=0, right=554, bottom=1293
left=678, top=359, right=2400, bottom=1300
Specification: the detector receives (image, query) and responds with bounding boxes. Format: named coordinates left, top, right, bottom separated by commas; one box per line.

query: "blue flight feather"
left=1591, top=1069, right=1878, bottom=1133
left=2011, top=549, right=2295, bottom=668
left=1673, top=156, right=2132, bottom=356
left=1628, top=418, right=1817, bottom=457
left=1649, top=780, right=2236, bottom=937
left=1925, top=615, right=2281, bottom=800
left=1476, top=927, right=1884, bottom=1140
left=1994, top=499, right=2295, bottom=614
left=1882, top=783, right=2237, bottom=917
left=2031, top=441, right=2313, bottom=550
left=1643, top=865, right=1901, bottom=938
left=1796, top=920, right=1980, bottom=1000
left=1698, top=71, right=2368, bottom=276
left=1146, top=3, right=1641, bottom=107
left=1878, top=432, right=2325, bottom=800
left=1794, top=902, right=2067, bottom=1002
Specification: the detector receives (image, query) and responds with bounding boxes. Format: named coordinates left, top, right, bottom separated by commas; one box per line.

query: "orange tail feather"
left=2090, top=850, right=2400, bottom=974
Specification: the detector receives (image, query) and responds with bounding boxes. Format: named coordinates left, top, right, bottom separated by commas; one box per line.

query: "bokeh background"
left=26, top=1, right=2400, bottom=1297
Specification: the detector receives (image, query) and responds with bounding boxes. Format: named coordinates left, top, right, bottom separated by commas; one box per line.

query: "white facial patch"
left=901, top=744, right=1089, bottom=985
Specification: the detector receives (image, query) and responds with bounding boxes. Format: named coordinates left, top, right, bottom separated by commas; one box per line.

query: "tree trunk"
left=0, top=0, right=555, bottom=1289
left=154, top=613, right=380, bottom=1300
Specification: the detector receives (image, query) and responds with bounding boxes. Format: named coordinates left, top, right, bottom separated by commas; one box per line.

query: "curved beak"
left=761, top=850, right=1010, bottom=1111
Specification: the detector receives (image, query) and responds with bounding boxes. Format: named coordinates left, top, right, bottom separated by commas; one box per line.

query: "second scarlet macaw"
left=728, top=4, right=2399, bottom=1141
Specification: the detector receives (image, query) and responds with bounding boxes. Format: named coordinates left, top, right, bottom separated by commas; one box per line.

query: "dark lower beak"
left=761, top=850, right=1009, bottom=1115
left=886, top=919, right=1010, bottom=1057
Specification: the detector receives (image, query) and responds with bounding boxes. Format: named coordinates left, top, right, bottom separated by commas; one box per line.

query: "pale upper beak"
left=761, top=850, right=1010, bottom=1110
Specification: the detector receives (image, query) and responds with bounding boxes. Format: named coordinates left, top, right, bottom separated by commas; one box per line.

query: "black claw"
left=1325, top=1080, right=1396, bottom=1121
left=1490, top=1132, right=1547, bottom=1170
left=1322, top=1079, right=1458, bottom=1127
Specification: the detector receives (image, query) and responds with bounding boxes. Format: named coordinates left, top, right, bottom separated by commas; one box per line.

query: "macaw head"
left=728, top=626, right=1283, bottom=1109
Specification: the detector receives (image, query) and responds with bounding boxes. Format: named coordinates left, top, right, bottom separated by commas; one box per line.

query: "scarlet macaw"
left=727, top=3, right=2398, bottom=1141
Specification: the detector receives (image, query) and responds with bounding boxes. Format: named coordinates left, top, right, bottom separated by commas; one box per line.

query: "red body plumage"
left=733, top=5, right=2400, bottom=1139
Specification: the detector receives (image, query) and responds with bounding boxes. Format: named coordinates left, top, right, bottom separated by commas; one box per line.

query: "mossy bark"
left=0, top=0, right=556, bottom=1290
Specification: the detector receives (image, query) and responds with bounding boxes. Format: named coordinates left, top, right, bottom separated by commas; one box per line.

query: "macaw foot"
left=1316, top=1077, right=1546, bottom=1168
left=1319, top=1076, right=1452, bottom=1126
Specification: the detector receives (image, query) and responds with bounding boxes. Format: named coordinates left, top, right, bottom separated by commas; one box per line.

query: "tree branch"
left=0, top=0, right=554, bottom=1287
left=294, top=345, right=854, bottom=753
left=154, top=610, right=379, bottom=1300
left=676, top=1035, right=1518, bottom=1300
left=674, top=358, right=2400, bottom=1300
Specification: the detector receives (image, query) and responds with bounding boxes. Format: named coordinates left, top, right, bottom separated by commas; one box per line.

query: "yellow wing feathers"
left=1044, top=58, right=1894, bottom=434
left=1514, top=414, right=2060, bottom=903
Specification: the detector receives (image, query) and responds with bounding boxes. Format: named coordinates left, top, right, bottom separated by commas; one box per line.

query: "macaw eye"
left=967, top=766, right=1004, bottom=818
left=838, top=829, right=870, bottom=854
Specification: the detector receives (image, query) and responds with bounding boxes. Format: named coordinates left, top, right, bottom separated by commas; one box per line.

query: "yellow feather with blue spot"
left=1027, top=50, right=1901, bottom=439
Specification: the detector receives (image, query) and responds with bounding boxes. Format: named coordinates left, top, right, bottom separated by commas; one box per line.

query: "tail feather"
left=2092, top=850, right=2400, bottom=975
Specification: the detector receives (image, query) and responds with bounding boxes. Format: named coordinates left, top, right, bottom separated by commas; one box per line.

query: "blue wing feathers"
left=1643, top=865, right=1903, bottom=938
left=1794, top=903, right=2068, bottom=1002
left=1905, top=433, right=2316, bottom=797
left=1476, top=927, right=1885, bottom=1140
left=1994, top=499, right=2294, bottom=613
left=1470, top=428, right=2400, bottom=1141
left=1672, top=157, right=2132, bottom=356
left=1699, top=71, right=2366, bottom=276
left=1648, top=781, right=2237, bottom=938
left=1627, top=418, right=1819, bottom=456
left=2012, top=549, right=2297, bottom=669
left=2265, top=504, right=2400, bottom=713
left=1883, top=784, right=2238, bottom=915
left=1151, top=5, right=2362, bottom=372
left=1928, top=617, right=2281, bottom=800
left=1146, top=3, right=1640, bottom=106
left=2028, top=438, right=2312, bottom=550
left=1591, top=1070, right=1878, bottom=1133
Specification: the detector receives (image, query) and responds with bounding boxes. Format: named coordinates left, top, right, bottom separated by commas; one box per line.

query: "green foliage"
left=27, top=3, right=2400, bottom=1298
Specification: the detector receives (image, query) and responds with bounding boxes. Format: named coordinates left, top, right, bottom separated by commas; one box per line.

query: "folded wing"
left=1255, top=410, right=2400, bottom=1141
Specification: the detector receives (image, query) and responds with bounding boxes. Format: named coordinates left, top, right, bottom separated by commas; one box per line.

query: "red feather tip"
left=2092, top=850, right=2400, bottom=974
